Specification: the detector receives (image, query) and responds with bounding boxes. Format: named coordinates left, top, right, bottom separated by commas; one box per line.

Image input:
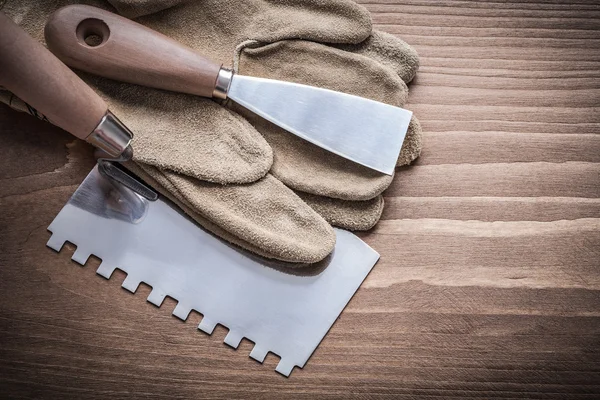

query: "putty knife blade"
left=228, top=75, right=413, bottom=175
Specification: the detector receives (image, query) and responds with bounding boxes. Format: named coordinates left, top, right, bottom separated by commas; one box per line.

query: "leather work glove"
left=0, top=0, right=422, bottom=264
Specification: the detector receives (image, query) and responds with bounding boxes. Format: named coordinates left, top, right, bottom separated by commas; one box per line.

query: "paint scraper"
left=44, top=5, right=413, bottom=175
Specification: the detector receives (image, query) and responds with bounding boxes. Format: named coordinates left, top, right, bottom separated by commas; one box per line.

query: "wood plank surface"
left=1, top=1, right=599, bottom=398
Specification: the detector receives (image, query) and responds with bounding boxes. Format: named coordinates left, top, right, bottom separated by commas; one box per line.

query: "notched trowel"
left=47, top=165, right=379, bottom=376
left=0, top=12, right=380, bottom=376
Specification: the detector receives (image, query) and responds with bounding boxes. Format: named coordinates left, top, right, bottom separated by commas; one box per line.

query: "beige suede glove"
left=1, top=0, right=422, bottom=264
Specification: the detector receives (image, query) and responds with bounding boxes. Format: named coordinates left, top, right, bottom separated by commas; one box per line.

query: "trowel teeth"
left=249, top=345, right=268, bottom=363
left=121, top=274, right=141, bottom=293
left=96, top=261, right=116, bottom=279
left=172, top=303, right=191, bottom=321
left=223, top=330, right=243, bottom=349
left=275, top=359, right=295, bottom=377
left=46, top=233, right=65, bottom=252
left=71, top=247, right=90, bottom=265
left=198, top=317, right=216, bottom=334
left=146, top=288, right=166, bottom=306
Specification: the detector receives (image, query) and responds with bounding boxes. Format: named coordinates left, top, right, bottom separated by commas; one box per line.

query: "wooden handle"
left=0, top=12, right=108, bottom=140
left=45, top=5, right=223, bottom=98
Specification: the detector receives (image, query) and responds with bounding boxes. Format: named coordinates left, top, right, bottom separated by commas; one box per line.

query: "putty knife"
left=0, top=13, right=380, bottom=375
left=44, top=5, right=413, bottom=175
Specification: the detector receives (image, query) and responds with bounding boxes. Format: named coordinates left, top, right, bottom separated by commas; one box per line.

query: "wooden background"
left=1, top=0, right=599, bottom=398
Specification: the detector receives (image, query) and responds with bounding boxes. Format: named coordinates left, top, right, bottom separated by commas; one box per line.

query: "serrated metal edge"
left=46, top=231, right=297, bottom=376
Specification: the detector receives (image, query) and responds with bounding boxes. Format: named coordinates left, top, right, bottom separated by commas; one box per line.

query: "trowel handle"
left=0, top=11, right=108, bottom=140
left=45, top=5, right=225, bottom=99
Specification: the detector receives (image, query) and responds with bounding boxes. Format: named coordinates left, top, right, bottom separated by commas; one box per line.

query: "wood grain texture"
left=1, top=1, right=599, bottom=398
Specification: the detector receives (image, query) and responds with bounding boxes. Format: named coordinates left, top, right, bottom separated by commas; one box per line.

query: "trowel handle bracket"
left=45, top=5, right=224, bottom=99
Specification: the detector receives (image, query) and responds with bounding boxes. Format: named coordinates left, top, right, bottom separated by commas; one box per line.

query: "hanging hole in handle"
left=76, top=18, right=110, bottom=48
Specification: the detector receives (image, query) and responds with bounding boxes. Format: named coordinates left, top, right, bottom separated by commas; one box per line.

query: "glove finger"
left=298, top=191, right=384, bottom=231
left=246, top=0, right=372, bottom=44
left=106, top=0, right=186, bottom=18
left=334, top=31, right=424, bottom=166
left=238, top=114, right=394, bottom=201
left=234, top=39, right=409, bottom=201
left=336, top=30, right=420, bottom=84
left=133, top=0, right=372, bottom=66
left=295, top=117, right=422, bottom=231
left=337, top=30, right=423, bottom=167
left=89, top=75, right=273, bottom=184
left=127, top=162, right=336, bottom=264
left=398, top=116, right=422, bottom=167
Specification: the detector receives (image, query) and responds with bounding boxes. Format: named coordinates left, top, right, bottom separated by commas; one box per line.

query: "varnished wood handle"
left=0, top=12, right=108, bottom=140
left=45, top=5, right=223, bottom=98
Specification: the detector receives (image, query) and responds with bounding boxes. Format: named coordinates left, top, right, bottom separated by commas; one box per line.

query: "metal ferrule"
left=87, top=110, right=133, bottom=159
left=212, top=67, right=233, bottom=100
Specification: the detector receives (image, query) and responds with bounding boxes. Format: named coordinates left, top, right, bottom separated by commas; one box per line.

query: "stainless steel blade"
left=46, top=166, right=379, bottom=376
left=228, top=75, right=413, bottom=175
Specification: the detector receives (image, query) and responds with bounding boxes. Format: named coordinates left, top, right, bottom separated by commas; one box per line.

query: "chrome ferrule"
left=87, top=110, right=133, bottom=159
left=212, top=67, right=233, bottom=100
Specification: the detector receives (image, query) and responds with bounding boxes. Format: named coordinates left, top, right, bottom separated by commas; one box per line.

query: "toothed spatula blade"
left=47, top=166, right=379, bottom=376
left=45, top=4, right=412, bottom=175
